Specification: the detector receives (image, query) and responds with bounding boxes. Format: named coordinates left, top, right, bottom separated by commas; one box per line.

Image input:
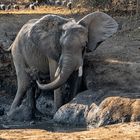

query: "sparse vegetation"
left=0, top=0, right=139, bottom=17
left=0, top=6, right=88, bottom=15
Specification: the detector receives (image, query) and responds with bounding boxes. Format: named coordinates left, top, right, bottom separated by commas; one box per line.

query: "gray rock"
left=54, top=89, right=140, bottom=127
left=54, top=103, right=88, bottom=125
left=36, top=93, right=54, bottom=116
left=54, top=90, right=96, bottom=125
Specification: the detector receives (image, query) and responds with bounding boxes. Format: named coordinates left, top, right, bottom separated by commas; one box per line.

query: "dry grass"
left=0, top=6, right=89, bottom=15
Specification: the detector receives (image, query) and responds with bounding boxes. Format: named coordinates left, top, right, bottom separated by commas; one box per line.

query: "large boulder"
left=54, top=90, right=96, bottom=125
left=87, top=96, right=140, bottom=127
left=54, top=90, right=140, bottom=126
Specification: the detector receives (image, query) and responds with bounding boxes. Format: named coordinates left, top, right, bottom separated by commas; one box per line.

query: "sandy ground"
left=0, top=122, right=139, bottom=140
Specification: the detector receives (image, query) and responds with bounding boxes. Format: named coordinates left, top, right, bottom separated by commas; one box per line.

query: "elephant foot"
left=8, top=106, right=45, bottom=122
left=8, top=104, right=34, bottom=122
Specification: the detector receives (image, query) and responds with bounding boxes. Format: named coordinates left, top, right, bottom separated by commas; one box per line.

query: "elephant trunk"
left=37, top=53, right=76, bottom=90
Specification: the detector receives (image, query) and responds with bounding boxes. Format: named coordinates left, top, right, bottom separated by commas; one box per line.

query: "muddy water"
left=27, top=122, right=87, bottom=132
left=0, top=120, right=87, bottom=132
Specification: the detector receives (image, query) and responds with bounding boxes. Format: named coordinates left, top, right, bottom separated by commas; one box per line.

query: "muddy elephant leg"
left=54, top=72, right=81, bottom=109
left=54, top=88, right=63, bottom=112
left=70, top=71, right=81, bottom=98
left=64, top=71, right=81, bottom=103
left=9, top=70, right=30, bottom=114
left=27, top=81, right=43, bottom=116
left=26, top=85, right=36, bottom=116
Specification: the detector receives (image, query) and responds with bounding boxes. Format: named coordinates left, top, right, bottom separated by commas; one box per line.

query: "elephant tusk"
left=36, top=80, right=41, bottom=88
left=55, top=66, right=61, bottom=78
left=36, top=80, right=50, bottom=90
left=78, top=66, right=83, bottom=77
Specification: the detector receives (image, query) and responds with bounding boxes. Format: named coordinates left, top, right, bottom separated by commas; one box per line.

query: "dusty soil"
left=0, top=122, right=140, bottom=140
left=0, top=13, right=140, bottom=139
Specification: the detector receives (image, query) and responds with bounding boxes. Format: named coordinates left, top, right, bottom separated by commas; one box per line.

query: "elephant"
left=67, top=2, right=72, bottom=10
left=13, top=5, right=20, bottom=10
left=7, top=4, right=12, bottom=10
left=0, top=4, right=6, bottom=10
left=29, top=4, right=35, bottom=10
left=8, top=12, right=118, bottom=117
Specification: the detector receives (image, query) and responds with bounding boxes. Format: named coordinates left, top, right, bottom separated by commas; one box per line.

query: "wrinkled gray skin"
left=8, top=12, right=118, bottom=117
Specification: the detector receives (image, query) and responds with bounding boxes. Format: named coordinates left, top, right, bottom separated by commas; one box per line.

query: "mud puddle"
left=0, top=120, right=87, bottom=132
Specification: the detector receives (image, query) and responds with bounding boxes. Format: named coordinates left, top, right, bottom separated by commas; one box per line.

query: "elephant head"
left=33, top=12, right=118, bottom=90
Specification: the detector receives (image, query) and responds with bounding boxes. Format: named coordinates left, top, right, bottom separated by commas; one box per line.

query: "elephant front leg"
left=26, top=83, right=42, bottom=118
left=71, top=71, right=82, bottom=98
left=54, top=88, right=63, bottom=113
left=54, top=71, right=82, bottom=112
left=64, top=70, right=82, bottom=104
left=26, top=85, right=36, bottom=118
left=48, top=58, right=63, bottom=113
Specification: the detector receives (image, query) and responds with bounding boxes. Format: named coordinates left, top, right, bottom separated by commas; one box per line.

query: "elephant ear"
left=29, top=15, right=72, bottom=60
left=78, top=12, right=118, bottom=51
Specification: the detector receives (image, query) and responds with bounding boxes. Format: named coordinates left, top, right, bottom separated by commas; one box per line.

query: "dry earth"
left=0, top=122, right=140, bottom=140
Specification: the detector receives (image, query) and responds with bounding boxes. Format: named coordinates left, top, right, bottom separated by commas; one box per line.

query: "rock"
left=86, top=103, right=99, bottom=125
left=88, top=96, right=140, bottom=127
left=54, top=103, right=88, bottom=125
left=54, top=90, right=140, bottom=127
left=36, top=92, right=54, bottom=117
left=54, top=90, right=97, bottom=125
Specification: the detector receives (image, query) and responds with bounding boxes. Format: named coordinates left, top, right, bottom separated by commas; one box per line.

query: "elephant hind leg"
left=9, top=70, right=31, bottom=113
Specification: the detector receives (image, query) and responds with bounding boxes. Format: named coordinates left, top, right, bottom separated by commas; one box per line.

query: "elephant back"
left=29, top=15, right=73, bottom=61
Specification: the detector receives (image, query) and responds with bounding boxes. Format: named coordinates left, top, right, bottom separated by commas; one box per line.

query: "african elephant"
left=8, top=12, right=118, bottom=117
left=0, top=4, right=6, bottom=10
